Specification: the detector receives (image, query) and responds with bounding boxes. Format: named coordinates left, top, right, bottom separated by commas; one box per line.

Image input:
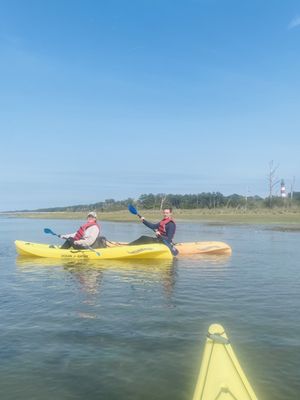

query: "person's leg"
left=60, top=238, right=85, bottom=249
left=128, top=236, right=158, bottom=245
left=61, top=238, right=73, bottom=249
left=72, top=243, right=86, bottom=250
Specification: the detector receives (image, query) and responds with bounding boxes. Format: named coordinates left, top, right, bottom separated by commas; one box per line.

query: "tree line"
left=37, top=191, right=300, bottom=212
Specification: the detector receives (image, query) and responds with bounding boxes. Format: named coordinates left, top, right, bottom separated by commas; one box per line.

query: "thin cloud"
left=288, top=16, right=300, bottom=29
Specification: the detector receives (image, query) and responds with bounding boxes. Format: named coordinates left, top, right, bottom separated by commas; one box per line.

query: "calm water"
left=0, top=217, right=300, bottom=399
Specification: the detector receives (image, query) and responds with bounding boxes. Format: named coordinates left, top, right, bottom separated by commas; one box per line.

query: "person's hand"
left=155, top=230, right=161, bottom=237
left=140, top=216, right=145, bottom=221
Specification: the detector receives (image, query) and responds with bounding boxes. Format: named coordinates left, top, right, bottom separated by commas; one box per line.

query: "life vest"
left=74, top=221, right=100, bottom=241
left=158, top=217, right=175, bottom=239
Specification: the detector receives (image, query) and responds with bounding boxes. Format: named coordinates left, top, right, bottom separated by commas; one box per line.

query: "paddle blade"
left=128, top=204, right=138, bottom=215
left=44, top=228, right=58, bottom=236
left=171, top=246, right=179, bottom=256
left=162, top=238, right=179, bottom=256
left=44, top=228, right=55, bottom=235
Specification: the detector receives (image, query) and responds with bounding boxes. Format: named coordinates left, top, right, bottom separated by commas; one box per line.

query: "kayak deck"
left=15, top=240, right=173, bottom=260
left=192, top=324, right=258, bottom=400
left=15, top=239, right=232, bottom=260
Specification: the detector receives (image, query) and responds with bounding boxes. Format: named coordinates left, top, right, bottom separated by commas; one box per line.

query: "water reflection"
left=15, top=253, right=231, bottom=299
left=16, top=257, right=177, bottom=298
left=177, top=253, right=232, bottom=265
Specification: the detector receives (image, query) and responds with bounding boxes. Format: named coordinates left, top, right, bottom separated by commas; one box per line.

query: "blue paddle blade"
left=128, top=204, right=138, bottom=215
left=44, top=228, right=55, bottom=235
left=161, top=238, right=179, bottom=256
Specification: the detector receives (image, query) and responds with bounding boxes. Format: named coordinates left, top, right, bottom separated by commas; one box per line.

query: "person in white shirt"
left=60, top=211, right=101, bottom=249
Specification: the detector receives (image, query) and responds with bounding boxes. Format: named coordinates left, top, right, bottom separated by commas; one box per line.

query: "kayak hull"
left=175, top=241, right=231, bottom=256
left=15, top=240, right=173, bottom=260
left=192, top=324, right=258, bottom=400
left=108, top=240, right=232, bottom=256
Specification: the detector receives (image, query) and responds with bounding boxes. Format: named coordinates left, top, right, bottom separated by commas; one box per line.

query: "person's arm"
left=74, top=226, right=100, bottom=246
left=142, top=219, right=159, bottom=231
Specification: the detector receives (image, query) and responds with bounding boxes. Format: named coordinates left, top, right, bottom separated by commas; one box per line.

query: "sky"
left=0, top=0, right=300, bottom=211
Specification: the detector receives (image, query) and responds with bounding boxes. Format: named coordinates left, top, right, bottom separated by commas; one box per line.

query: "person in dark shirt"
left=129, top=208, right=176, bottom=245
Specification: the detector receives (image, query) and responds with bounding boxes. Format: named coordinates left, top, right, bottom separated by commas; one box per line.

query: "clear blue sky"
left=1, top=0, right=299, bottom=211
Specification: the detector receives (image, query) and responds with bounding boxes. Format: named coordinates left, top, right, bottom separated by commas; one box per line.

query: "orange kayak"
left=107, top=240, right=232, bottom=256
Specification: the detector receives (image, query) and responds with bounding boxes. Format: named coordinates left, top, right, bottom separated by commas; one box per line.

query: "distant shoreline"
left=3, top=209, right=300, bottom=230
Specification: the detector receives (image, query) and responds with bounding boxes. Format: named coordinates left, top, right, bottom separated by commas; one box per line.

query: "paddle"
left=43, top=228, right=100, bottom=256
left=127, top=205, right=178, bottom=256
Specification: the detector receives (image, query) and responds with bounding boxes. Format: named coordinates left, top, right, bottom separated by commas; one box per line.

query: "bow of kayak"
left=192, top=324, right=258, bottom=400
left=15, top=240, right=173, bottom=260
left=175, top=241, right=231, bottom=256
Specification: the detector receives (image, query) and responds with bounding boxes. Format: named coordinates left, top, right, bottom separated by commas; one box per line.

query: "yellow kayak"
left=192, top=324, right=258, bottom=400
left=15, top=240, right=173, bottom=260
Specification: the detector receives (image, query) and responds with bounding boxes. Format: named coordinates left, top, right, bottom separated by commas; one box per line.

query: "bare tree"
left=290, top=176, right=296, bottom=200
left=245, top=186, right=250, bottom=209
left=160, top=193, right=167, bottom=210
left=268, top=160, right=280, bottom=207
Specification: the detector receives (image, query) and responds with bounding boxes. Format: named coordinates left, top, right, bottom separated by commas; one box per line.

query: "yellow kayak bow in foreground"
left=15, top=240, right=173, bottom=260
left=193, top=324, right=258, bottom=400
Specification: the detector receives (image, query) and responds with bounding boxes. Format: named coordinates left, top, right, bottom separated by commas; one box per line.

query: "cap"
left=87, top=211, right=97, bottom=219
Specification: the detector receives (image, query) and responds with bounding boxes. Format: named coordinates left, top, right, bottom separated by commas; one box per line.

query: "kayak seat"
left=92, top=236, right=108, bottom=248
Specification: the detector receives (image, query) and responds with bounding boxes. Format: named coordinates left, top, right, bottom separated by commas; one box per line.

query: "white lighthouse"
left=280, top=179, right=287, bottom=198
